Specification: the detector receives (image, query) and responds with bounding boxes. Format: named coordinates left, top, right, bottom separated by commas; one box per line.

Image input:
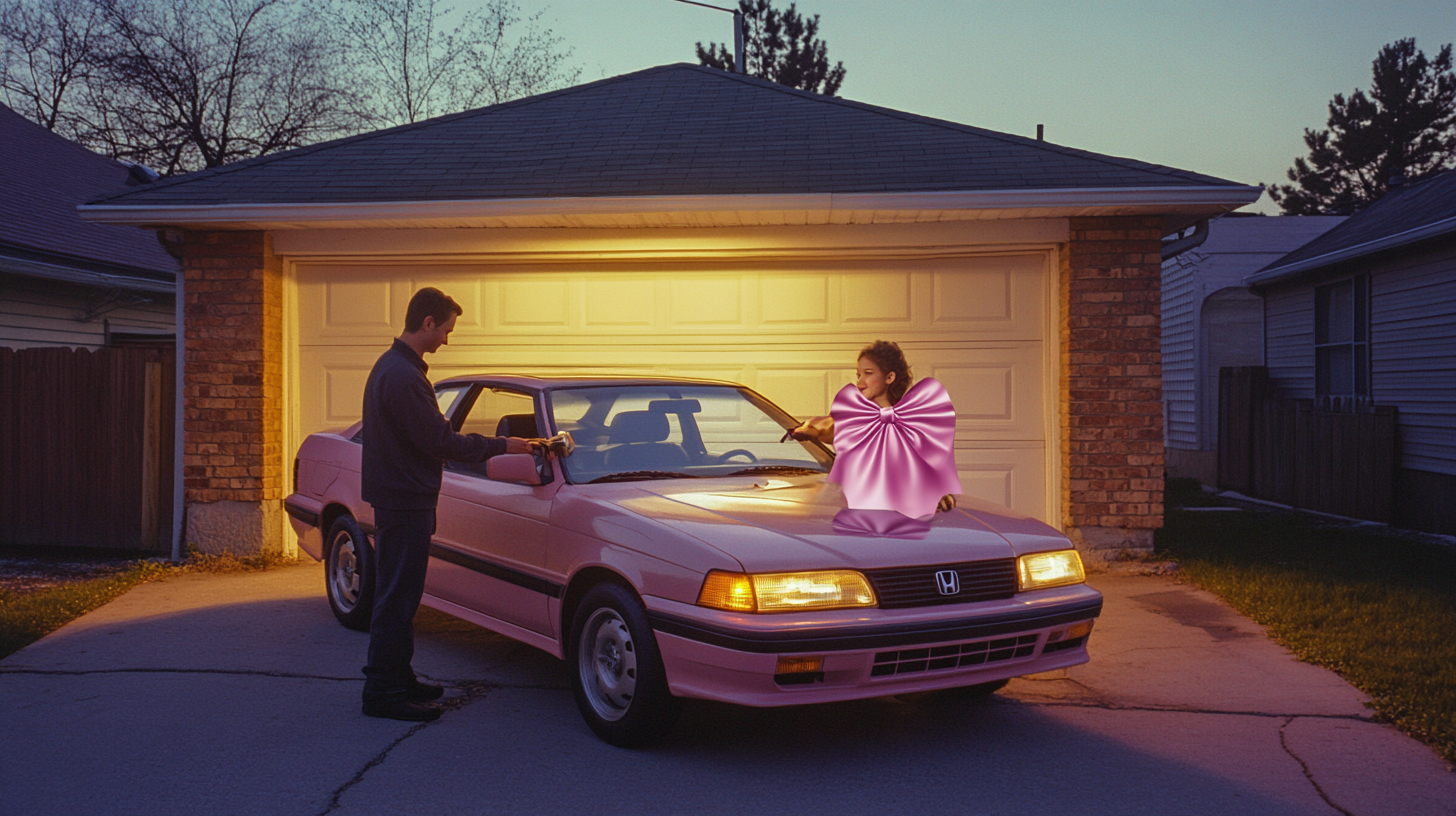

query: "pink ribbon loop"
left=827, top=378, right=962, bottom=519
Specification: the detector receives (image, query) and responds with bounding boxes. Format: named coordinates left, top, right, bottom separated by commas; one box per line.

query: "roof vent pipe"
left=1036, top=124, right=1044, bottom=141
left=677, top=0, right=744, bottom=73
left=1161, top=219, right=1210, bottom=261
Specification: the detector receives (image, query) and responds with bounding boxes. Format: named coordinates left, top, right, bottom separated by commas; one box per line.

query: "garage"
left=290, top=248, right=1055, bottom=519
left=79, top=63, right=1260, bottom=556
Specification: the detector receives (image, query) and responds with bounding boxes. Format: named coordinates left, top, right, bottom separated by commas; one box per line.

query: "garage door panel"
left=760, top=276, right=829, bottom=325
left=841, top=272, right=911, bottom=323
left=924, top=344, right=1045, bottom=440
left=670, top=277, right=744, bottom=326
left=954, top=443, right=1046, bottom=520
left=497, top=278, right=570, bottom=327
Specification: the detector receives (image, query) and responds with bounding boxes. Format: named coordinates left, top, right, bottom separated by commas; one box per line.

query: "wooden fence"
left=1218, top=366, right=1396, bottom=522
left=0, top=346, right=175, bottom=550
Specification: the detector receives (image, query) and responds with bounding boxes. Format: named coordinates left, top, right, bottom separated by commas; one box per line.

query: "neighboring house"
left=1246, top=170, right=1456, bottom=535
left=1161, top=214, right=1345, bottom=484
left=77, top=63, right=1260, bottom=557
left=0, top=103, right=177, bottom=348
left=0, top=103, right=180, bottom=551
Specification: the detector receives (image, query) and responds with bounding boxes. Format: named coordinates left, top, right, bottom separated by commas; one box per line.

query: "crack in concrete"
left=1279, top=715, right=1358, bottom=816
left=1006, top=696, right=1373, bottom=723
left=317, top=684, right=496, bottom=816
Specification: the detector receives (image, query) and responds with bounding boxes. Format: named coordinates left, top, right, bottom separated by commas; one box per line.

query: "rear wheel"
left=325, top=516, right=374, bottom=631
left=568, top=583, right=680, bottom=747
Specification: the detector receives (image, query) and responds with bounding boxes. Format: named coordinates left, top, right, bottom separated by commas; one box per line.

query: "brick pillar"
left=181, top=231, right=285, bottom=555
left=1061, top=216, right=1164, bottom=562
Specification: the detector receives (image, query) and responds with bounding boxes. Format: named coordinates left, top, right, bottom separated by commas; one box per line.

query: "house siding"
left=1160, top=259, right=1198, bottom=449
left=0, top=274, right=174, bottom=350
left=1369, top=242, right=1456, bottom=476
left=1263, top=284, right=1315, bottom=398
left=1261, top=239, right=1456, bottom=477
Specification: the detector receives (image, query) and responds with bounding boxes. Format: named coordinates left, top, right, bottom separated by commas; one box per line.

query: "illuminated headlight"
left=1017, top=550, right=1086, bottom=591
left=698, top=570, right=877, bottom=613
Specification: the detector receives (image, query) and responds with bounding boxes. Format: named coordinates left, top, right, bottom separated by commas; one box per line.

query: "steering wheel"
left=713, top=449, right=758, bottom=464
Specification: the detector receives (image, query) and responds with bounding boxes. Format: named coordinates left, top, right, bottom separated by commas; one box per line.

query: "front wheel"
left=325, top=515, right=374, bottom=631
left=568, top=583, right=680, bottom=747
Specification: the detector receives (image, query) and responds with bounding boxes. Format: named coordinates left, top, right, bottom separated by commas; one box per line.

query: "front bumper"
left=648, top=588, right=1101, bottom=706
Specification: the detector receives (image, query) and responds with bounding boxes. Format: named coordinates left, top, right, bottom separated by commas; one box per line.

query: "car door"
left=429, top=385, right=559, bottom=636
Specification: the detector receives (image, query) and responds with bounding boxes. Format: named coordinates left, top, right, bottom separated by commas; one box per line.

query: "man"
left=360, top=287, right=537, bottom=722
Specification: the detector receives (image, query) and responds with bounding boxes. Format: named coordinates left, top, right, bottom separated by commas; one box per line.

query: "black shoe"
left=407, top=680, right=445, bottom=702
left=362, top=699, right=442, bottom=722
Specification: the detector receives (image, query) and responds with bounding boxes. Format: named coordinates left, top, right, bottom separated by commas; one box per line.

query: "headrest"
left=495, top=413, right=539, bottom=439
left=608, top=411, right=670, bottom=443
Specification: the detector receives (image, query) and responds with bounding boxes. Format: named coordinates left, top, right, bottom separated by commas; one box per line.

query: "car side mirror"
left=486, top=453, right=544, bottom=486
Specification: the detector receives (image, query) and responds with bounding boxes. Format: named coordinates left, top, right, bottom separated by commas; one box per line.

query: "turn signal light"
left=698, top=571, right=755, bottom=612
left=774, top=655, right=824, bottom=674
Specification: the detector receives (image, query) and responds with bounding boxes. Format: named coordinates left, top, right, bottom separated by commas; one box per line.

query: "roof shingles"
left=89, top=64, right=1242, bottom=209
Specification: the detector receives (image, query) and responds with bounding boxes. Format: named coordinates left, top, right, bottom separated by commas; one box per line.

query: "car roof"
left=432, top=374, right=747, bottom=392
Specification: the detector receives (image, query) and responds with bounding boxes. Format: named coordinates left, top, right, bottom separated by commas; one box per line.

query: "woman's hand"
left=785, top=415, right=835, bottom=444
left=937, top=494, right=957, bottom=513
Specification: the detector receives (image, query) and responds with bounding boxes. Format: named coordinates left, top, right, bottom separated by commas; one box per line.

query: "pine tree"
left=1270, top=39, right=1456, bottom=215
left=695, top=0, right=845, bottom=96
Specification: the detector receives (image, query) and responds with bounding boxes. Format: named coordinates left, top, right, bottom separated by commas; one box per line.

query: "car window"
left=460, top=388, right=537, bottom=439
left=435, top=385, right=471, bottom=422
left=548, top=385, right=831, bottom=484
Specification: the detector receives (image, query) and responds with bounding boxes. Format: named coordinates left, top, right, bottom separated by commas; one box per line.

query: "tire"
left=325, top=515, right=374, bottom=631
left=568, top=582, right=681, bottom=747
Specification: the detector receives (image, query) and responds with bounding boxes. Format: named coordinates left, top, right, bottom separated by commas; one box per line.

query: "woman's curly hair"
left=859, top=340, right=913, bottom=405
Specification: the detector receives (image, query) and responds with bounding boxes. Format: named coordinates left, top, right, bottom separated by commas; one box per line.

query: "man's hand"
left=503, top=437, right=537, bottom=455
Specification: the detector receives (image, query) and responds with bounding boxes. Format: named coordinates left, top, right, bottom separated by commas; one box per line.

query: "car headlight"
left=1017, top=550, right=1086, bottom=591
left=698, top=570, right=877, bottom=613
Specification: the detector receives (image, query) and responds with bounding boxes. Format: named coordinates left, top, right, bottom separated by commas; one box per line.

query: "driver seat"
left=603, top=411, right=688, bottom=471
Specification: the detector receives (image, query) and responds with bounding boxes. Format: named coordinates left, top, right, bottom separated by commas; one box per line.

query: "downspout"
left=1161, top=219, right=1210, bottom=261
left=157, top=229, right=186, bottom=563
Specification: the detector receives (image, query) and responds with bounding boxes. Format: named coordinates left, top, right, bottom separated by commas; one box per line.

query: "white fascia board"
left=1244, top=212, right=1456, bottom=286
left=0, top=253, right=176, bottom=294
left=77, top=185, right=1263, bottom=228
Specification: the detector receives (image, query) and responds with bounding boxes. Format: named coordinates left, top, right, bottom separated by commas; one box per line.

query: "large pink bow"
left=827, top=378, right=962, bottom=519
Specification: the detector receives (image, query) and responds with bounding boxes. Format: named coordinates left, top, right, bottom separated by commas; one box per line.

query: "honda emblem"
left=935, top=569, right=960, bottom=595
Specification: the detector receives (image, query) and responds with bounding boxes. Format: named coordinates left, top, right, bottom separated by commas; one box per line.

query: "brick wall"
left=1061, top=216, right=1165, bottom=556
left=181, top=231, right=284, bottom=553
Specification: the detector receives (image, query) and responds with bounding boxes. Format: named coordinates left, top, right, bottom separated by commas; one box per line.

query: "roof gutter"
left=77, top=185, right=1262, bottom=229
left=1160, top=218, right=1209, bottom=261
left=0, top=251, right=176, bottom=294
left=1245, top=212, right=1456, bottom=287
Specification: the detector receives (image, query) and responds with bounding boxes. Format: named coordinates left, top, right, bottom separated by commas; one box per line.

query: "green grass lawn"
left=1157, top=478, right=1456, bottom=764
left=0, top=548, right=296, bottom=661
left=0, top=561, right=170, bottom=660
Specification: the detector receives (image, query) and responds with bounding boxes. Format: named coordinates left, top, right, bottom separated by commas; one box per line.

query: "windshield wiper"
left=587, top=470, right=703, bottom=484
left=726, top=466, right=824, bottom=476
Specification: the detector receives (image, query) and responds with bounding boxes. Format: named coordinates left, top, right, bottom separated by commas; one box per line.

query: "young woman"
left=792, top=341, right=959, bottom=514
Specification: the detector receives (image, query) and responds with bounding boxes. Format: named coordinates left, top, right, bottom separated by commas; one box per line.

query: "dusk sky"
left=523, top=0, right=1456, bottom=214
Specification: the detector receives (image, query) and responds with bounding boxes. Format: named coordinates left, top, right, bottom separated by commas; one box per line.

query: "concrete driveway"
left=2, top=562, right=1452, bottom=816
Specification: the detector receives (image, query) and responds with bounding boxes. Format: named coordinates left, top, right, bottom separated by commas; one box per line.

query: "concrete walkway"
left=1, top=562, right=1451, bottom=816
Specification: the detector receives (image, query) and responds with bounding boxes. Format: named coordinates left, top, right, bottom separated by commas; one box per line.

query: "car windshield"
left=546, top=384, right=833, bottom=484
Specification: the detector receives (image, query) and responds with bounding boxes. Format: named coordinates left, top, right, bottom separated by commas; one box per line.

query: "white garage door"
left=291, top=253, right=1054, bottom=521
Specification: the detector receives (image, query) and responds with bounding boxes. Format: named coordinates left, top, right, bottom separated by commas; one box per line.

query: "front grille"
left=871, top=634, right=1039, bottom=677
left=864, top=558, right=1017, bottom=609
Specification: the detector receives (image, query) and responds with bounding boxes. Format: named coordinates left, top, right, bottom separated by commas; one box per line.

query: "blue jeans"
left=362, top=506, right=435, bottom=702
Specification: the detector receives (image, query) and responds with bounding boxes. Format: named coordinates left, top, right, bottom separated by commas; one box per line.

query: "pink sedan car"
left=285, top=376, right=1101, bottom=746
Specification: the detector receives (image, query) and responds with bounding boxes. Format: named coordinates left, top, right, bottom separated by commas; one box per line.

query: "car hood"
left=589, top=476, right=1070, bottom=573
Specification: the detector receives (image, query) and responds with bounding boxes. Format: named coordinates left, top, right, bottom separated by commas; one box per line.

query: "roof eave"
left=77, top=186, right=1261, bottom=232
left=1246, top=213, right=1456, bottom=287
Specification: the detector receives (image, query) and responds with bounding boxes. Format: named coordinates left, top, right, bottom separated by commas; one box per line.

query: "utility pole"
left=676, top=0, right=745, bottom=74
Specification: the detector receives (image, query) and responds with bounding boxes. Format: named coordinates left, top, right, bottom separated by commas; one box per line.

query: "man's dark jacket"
left=361, top=339, right=503, bottom=510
